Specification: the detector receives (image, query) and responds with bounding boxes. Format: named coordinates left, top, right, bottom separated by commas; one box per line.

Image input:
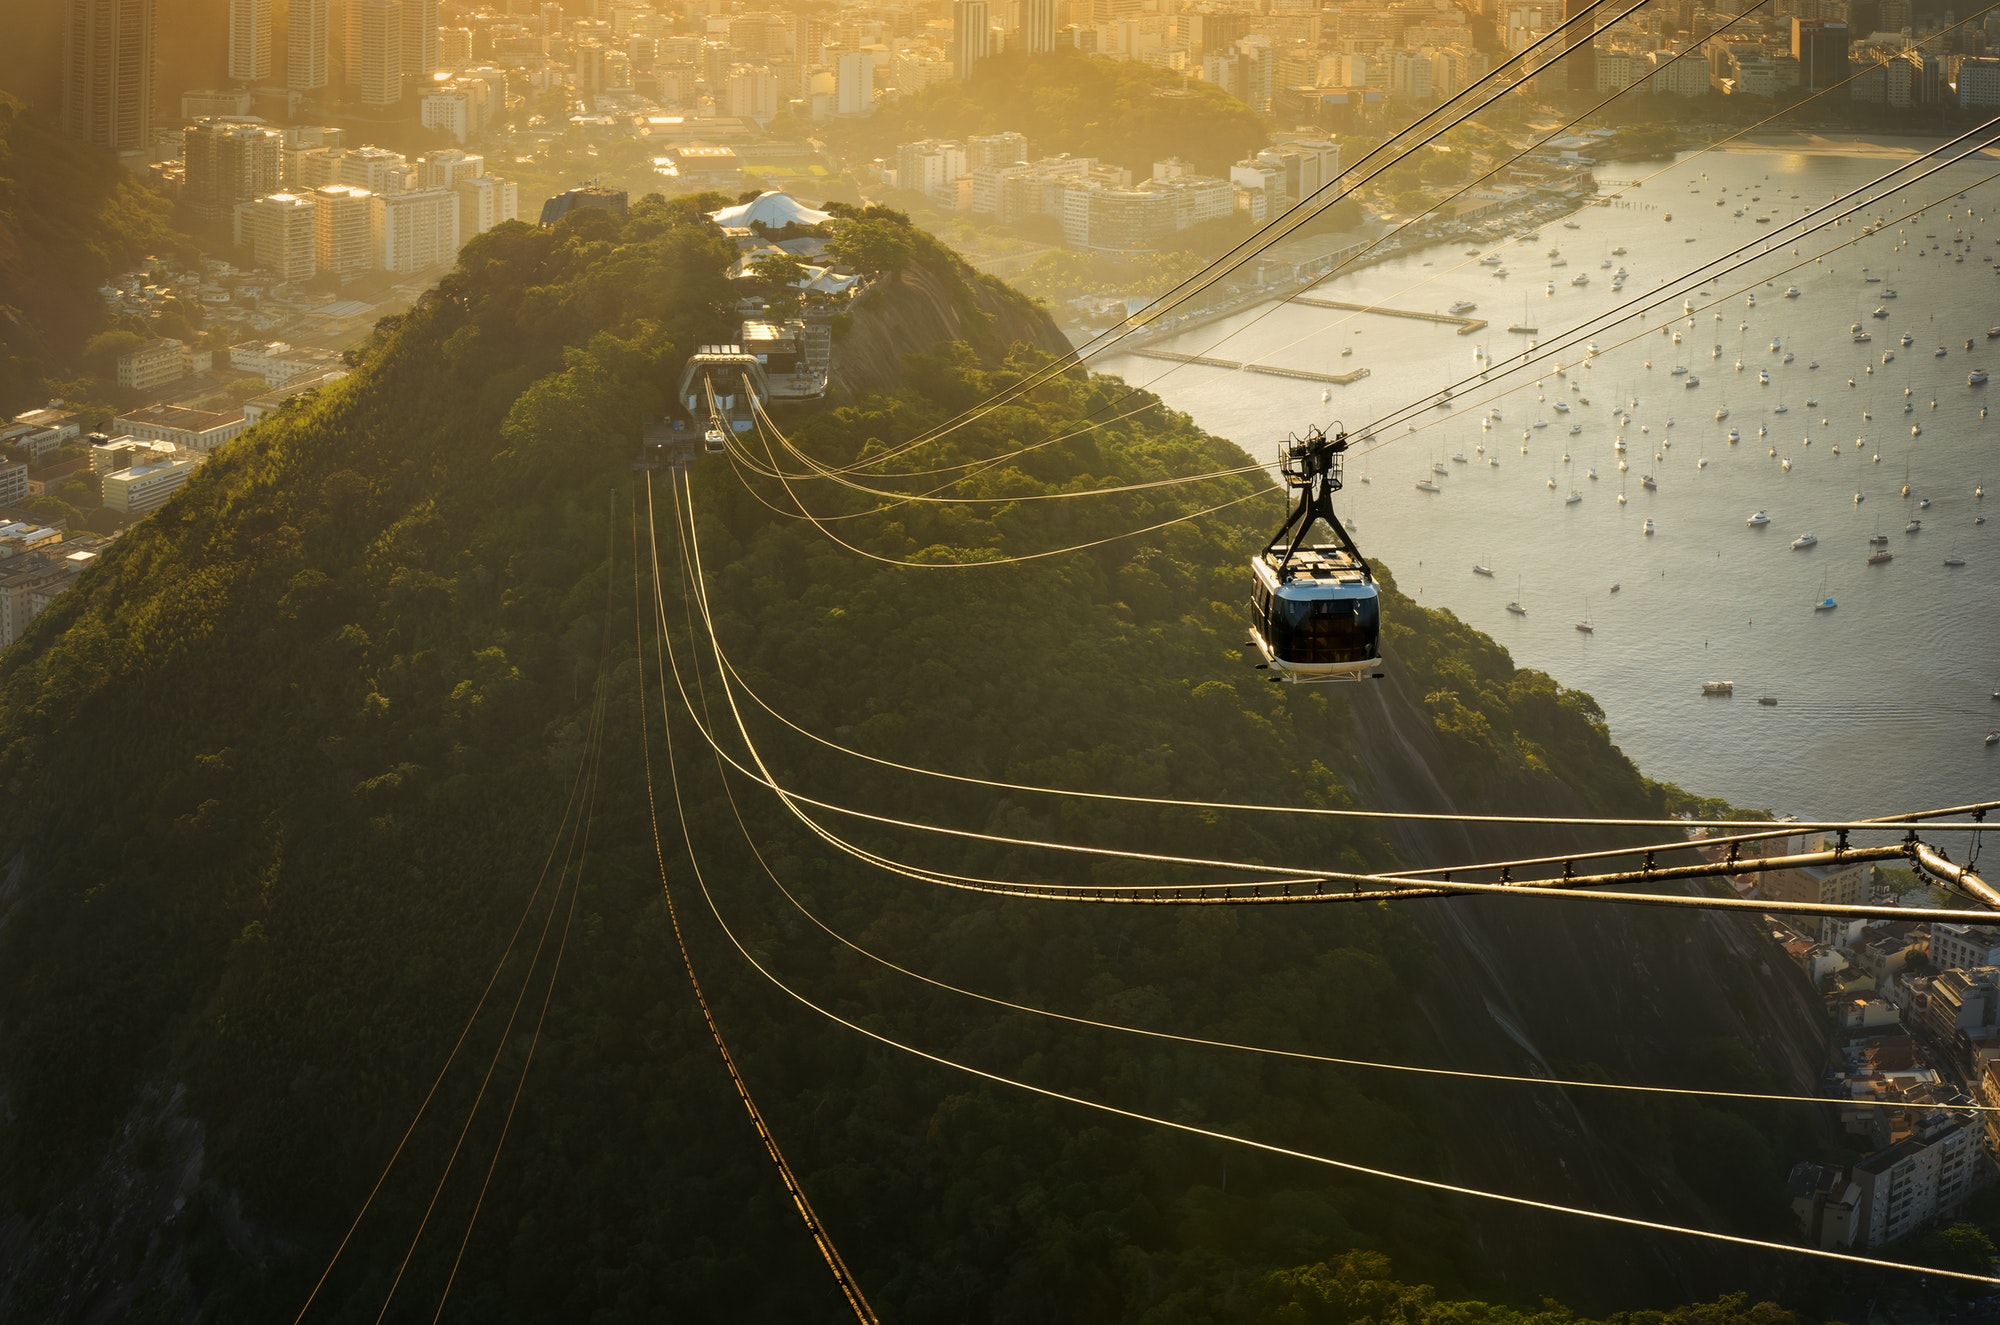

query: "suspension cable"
left=655, top=470, right=2000, bottom=926
left=630, top=484, right=883, bottom=1324
left=835, top=0, right=1664, bottom=468
left=637, top=693, right=2000, bottom=1287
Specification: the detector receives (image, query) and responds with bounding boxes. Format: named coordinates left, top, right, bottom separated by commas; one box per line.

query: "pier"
left=1290, top=295, right=1489, bottom=336
left=1127, top=349, right=1373, bottom=385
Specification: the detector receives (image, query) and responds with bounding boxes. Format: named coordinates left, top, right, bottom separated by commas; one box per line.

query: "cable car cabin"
left=703, top=424, right=728, bottom=454
left=1249, top=549, right=1380, bottom=680
left=1248, top=426, right=1382, bottom=682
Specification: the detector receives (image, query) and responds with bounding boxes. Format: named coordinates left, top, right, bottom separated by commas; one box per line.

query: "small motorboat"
left=1791, top=533, right=1817, bottom=549
left=1747, top=510, right=1770, bottom=526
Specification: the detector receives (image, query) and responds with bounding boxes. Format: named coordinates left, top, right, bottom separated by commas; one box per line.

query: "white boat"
left=1641, top=475, right=1658, bottom=490
left=1854, top=331, right=1872, bottom=343
left=1571, top=273, right=1590, bottom=286
left=1415, top=478, right=1441, bottom=492
left=1758, top=370, right=1770, bottom=385
left=1748, top=510, right=1771, bottom=526
left=1791, top=533, right=1817, bottom=549
left=1449, top=299, right=1478, bottom=314
left=1973, top=370, right=1990, bottom=386
left=1784, top=286, right=1801, bottom=297
left=1554, top=400, right=1571, bottom=412
left=1900, top=333, right=1914, bottom=347
left=1726, top=428, right=1740, bottom=442
left=1701, top=680, right=1733, bottom=696
left=1643, top=518, right=1656, bottom=535
left=1685, top=375, right=1701, bottom=388
left=1906, top=519, right=1922, bottom=533
left=1715, top=407, right=1729, bottom=421
left=1782, top=352, right=1795, bottom=363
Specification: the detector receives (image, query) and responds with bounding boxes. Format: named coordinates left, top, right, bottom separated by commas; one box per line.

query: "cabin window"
left=1269, top=594, right=1378, bottom=664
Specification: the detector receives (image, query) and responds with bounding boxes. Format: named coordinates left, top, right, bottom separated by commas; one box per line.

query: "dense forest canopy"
left=836, top=51, right=1271, bottom=178
left=0, top=93, right=186, bottom=415
left=0, top=196, right=1905, bottom=1322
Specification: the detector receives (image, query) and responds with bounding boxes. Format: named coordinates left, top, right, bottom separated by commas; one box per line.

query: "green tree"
left=80, top=328, right=145, bottom=378
left=825, top=217, right=913, bottom=275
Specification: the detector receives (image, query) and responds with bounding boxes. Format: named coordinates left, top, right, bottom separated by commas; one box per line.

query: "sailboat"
left=1813, top=569, right=1836, bottom=611
left=1506, top=577, right=1527, bottom=615
left=1575, top=597, right=1595, bottom=633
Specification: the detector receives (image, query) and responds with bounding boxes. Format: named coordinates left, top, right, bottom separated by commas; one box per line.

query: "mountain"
left=0, top=195, right=1838, bottom=1322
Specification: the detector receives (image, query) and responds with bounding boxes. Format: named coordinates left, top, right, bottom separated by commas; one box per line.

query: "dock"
left=1290, top=295, right=1489, bottom=336
left=1127, top=349, right=1372, bottom=385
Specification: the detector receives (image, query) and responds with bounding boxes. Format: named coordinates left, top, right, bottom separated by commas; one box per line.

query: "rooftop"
left=707, top=191, right=832, bottom=230
left=116, top=403, right=244, bottom=432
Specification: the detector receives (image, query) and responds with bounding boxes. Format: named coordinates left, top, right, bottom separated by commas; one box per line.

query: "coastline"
left=1728, top=129, right=2000, bottom=159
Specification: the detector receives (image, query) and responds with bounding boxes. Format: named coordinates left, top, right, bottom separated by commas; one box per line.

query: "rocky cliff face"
left=828, top=258, right=1073, bottom=402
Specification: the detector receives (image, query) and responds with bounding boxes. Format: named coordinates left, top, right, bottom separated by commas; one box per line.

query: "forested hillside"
left=0, top=94, right=185, bottom=414
left=831, top=51, right=1269, bottom=177
left=0, top=197, right=1845, bottom=1322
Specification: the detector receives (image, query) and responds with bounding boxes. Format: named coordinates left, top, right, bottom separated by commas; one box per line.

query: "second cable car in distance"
left=1248, top=425, right=1382, bottom=682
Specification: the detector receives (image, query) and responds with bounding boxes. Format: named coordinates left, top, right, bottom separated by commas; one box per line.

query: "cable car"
left=1248, top=426, right=1382, bottom=682
left=703, top=423, right=728, bottom=454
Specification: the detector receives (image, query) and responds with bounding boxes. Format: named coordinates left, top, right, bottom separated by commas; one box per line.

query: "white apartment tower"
left=248, top=192, right=318, bottom=282
left=455, top=176, right=518, bottom=235
left=229, top=0, right=274, bottom=82
left=835, top=50, right=873, bottom=115
left=350, top=0, right=404, bottom=106
left=374, top=189, right=460, bottom=273
left=313, top=184, right=377, bottom=281
left=952, top=0, right=990, bottom=79
left=288, top=0, right=330, bottom=91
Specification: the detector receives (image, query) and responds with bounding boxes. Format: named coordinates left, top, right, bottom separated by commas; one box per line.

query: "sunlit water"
left=1099, top=142, right=2000, bottom=820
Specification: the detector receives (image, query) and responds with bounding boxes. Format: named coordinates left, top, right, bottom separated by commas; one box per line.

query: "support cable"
left=292, top=619, right=606, bottom=1324
left=654, top=471, right=2000, bottom=925
left=833, top=0, right=1668, bottom=469
left=659, top=528, right=2000, bottom=1113
left=636, top=688, right=2000, bottom=1288
left=373, top=514, right=617, bottom=1324
left=630, top=484, right=883, bottom=1325
left=425, top=493, right=622, bottom=1322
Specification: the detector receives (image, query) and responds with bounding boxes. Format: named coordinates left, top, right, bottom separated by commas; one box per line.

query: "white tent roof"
left=708, top=191, right=832, bottom=229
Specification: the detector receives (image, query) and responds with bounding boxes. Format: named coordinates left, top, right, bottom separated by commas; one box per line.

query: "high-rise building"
left=400, top=0, right=440, bottom=78
left=419, top=148, right=483, bottom=189
left=1561, top=0, right=1598, bottom=91
left=230, top=0, right=274, bottom=81
left=289, top=0, right=330, bottom=91
left=724, top=64, right=779, bottom=122
left=1019, top=0, right=1057, bottom=54
left=312, top=184, right=377, bottom=280
left=183, top=119, right=284, bottom=222
left=454, top=175, right=518, bottom=235
left=349, top=0, right=405, bottom=106
left=1792, top=18, right=1849, bottom=89
left=373, top=189, right=459, bottom=272
left=952, top=0, right=990, bottom=79
left=247, top=193, right=318, bottom=281
left=61, top=0, right=155, bottom=152
left=835, top=50, right=874, bottom=114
